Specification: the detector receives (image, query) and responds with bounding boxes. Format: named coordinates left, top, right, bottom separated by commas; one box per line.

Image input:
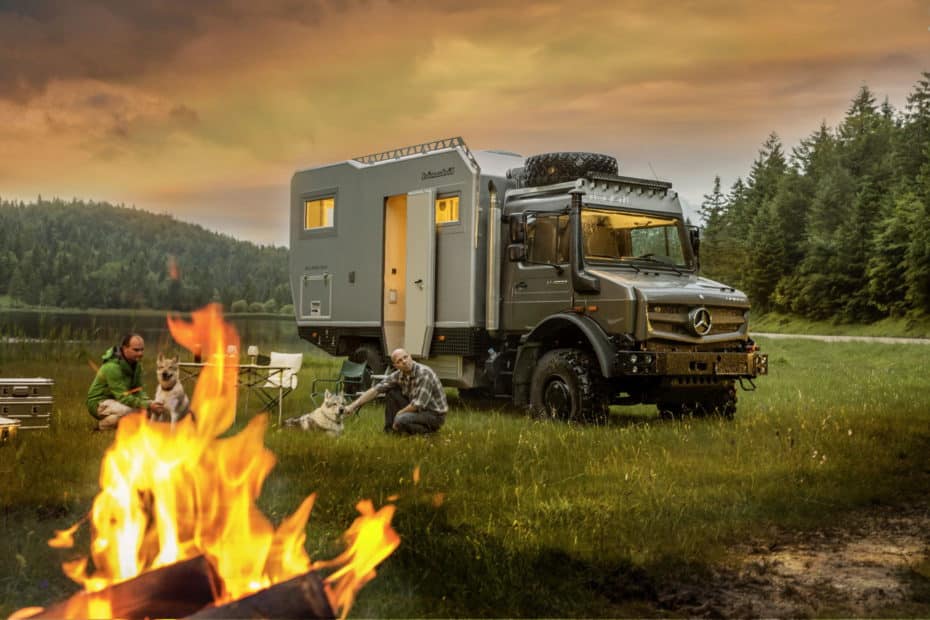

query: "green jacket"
left=85, top=346, right=152, bottom=418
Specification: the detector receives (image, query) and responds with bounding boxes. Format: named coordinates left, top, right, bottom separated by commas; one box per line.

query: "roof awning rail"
left=352, top=136, right=479, bottom=171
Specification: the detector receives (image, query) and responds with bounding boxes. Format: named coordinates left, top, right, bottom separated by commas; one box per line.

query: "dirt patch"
left=660, top=503, right=930, bottom=618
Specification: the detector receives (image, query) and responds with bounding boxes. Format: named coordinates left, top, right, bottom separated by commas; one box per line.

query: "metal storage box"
left=0, top=378, right=53, bottom=429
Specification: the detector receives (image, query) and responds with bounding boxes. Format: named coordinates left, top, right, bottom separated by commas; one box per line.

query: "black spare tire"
left=523, top=152, right=618, bottom=187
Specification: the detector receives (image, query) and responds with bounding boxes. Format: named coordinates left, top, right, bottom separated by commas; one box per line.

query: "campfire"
left=13, top=304, right=399, bottom=620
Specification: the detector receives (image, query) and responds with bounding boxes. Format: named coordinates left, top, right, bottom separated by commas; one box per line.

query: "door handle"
left=413, top=279, right=423, bottom=289
left=515, top=281, right=528, bottom=289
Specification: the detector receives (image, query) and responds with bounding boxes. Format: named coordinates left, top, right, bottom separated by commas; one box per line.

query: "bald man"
left=344, top=348, right=447, bottom=434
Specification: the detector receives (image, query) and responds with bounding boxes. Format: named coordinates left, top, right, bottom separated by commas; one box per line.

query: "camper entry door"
left=382, top=190, right=436, bottom=358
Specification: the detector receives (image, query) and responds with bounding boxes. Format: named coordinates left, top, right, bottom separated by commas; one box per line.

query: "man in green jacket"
left=86, top=333, right=165, bottom=430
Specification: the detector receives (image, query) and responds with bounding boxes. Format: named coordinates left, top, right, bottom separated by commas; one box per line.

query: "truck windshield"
left=581, top=207, right=690, bottom=269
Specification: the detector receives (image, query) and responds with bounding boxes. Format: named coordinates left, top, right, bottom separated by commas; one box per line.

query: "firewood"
left=25, top=555, right=218, bottom=619
left=187, top=570, right=334, bottom=619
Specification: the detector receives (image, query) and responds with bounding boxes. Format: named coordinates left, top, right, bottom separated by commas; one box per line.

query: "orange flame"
left=48, top=522, right=81, bottom=549
left=314, top=500, right=401, bottom=620
left=30, top=303, right=398, bottom=617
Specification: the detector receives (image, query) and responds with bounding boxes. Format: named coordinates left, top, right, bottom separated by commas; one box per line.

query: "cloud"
left=1, top=0, right=928, bottom=244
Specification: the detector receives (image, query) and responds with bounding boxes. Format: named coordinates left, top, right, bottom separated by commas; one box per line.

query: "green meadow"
left=1, top=334, right=929, bottom=617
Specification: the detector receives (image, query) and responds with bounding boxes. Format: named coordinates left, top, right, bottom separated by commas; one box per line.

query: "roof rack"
left=587, top=171, right=673, bottom=191
left=352, top=136, right=479, bottom=171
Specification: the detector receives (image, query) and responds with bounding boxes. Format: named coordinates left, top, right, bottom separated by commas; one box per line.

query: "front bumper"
left=616, top=350, right=768, bottom=378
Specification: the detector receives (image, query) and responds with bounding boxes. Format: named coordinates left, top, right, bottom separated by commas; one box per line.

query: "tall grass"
left=1, top=336, right=929, bottom=617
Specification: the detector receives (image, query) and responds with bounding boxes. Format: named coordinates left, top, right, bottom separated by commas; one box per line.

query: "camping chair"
left=254, top=352, right=303, bottom=426
left=310, top=358, right=373, bottom=407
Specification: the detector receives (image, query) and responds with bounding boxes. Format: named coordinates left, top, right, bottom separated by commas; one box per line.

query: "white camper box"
left=289, top=137, right=522, bottom=385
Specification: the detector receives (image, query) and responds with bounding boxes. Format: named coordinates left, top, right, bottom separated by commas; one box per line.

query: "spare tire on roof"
left=522, top=152, right=618, bottom=187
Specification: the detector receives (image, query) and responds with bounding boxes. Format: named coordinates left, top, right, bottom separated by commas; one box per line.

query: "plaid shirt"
left=375, top=362, right=448, bottom=414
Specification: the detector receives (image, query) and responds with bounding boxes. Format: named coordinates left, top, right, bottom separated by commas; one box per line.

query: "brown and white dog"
left=153, top=354, right=192, bottom=424
left=284, top=390, right=347, bottom=436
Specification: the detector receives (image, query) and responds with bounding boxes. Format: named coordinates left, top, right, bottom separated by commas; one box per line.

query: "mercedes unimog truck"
left=289, top=137, right=768, bottom=422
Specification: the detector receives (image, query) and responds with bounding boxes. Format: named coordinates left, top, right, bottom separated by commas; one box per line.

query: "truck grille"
left=647, top=304, right=747, bottom=339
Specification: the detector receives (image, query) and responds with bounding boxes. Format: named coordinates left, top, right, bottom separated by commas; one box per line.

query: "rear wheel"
left=350, top=342, right=386, bottom=375
left=529, top=349, right=608, bottom=423
left=657, top=385, right=737, bottom=420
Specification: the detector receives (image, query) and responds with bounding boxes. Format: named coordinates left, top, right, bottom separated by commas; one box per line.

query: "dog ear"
left=324, top=389, right=331, bottom=398
left=158, top=353, right=165, bottom=364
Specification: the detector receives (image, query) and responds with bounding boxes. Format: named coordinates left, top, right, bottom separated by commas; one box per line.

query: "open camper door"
left=404, top=189, right=436, bottom=358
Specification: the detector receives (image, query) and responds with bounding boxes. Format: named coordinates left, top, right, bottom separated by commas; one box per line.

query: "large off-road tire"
left=350, top=342, right=386, bottom=375
left=657, top=385, right=737, bottom=420
left=523, top=152, right=618, bottom=187
left=529, top=348, right=609, bottom=424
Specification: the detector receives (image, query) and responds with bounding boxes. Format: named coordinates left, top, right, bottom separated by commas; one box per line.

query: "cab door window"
left=526, top=214, right=569, bottom=264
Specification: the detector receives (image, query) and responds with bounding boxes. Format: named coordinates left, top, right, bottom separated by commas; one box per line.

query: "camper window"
left=305, top=196, right=335, bottom=230
left=435, top=194, right=459, bottom=224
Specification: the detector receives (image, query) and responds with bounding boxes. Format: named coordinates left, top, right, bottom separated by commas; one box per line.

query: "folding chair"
left=254, top=352, right=303, bottom=426
left=310, top=358, right=373, bottom=407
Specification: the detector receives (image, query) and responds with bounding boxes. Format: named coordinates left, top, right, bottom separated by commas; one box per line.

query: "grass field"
left=1, top=334, right=929, bottom=617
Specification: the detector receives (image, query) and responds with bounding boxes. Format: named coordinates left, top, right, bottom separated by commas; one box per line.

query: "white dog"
left=284, top=390, right=347, bottom=436
left=153, top=354, right=192, bottom=424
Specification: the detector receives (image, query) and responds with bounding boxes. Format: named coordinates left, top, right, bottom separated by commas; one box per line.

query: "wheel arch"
left=512, top=313, right=615, bottom=406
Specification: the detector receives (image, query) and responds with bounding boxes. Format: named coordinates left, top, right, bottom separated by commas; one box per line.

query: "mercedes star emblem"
left=689, top=307, right=713, bottom=336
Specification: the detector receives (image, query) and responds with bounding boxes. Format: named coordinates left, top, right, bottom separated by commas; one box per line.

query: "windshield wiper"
left=624, top=253, right=683, bottom=274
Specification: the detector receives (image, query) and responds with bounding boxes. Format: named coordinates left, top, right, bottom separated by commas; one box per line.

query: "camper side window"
left=305, top=196, right=335, bottom=230
left=435, top=194, right=459, bottom=224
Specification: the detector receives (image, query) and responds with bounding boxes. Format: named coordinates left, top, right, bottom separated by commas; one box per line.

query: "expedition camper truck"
left=289, top=137, right=768, bottom=422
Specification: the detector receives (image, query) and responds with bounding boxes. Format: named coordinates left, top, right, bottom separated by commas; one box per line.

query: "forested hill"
left=698, top=73, right=930, bottom=323
left=0, top=198, right=291, bottom=312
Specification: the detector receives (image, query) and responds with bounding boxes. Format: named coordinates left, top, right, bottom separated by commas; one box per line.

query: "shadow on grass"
left=351, top=497, right=662, bottom=618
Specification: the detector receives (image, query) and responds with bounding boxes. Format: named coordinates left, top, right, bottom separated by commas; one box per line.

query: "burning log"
left=187, top=570, right=334, bottom=619
left=24, top=555, right=218, bottom=620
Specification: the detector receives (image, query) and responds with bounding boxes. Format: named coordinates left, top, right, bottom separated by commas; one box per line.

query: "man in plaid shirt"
left=345, top=348, right=447, bottom=434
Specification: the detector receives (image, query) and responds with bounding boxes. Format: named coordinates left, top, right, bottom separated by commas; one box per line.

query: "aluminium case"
left=289, top=141, right=522, bottom=349
left=0, top=377, right=53, bottom=429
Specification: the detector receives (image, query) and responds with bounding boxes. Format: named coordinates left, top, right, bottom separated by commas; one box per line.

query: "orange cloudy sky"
left=1, top=0, right=928, bottom=246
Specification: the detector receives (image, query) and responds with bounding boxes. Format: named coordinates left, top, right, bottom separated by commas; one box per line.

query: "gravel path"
left=754, top=332, right=930, bottom=345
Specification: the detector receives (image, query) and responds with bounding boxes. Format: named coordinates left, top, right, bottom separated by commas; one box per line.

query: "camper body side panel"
left=290, top=149, right=482, bottom=357
left=290, top=161, right=382, bottom=329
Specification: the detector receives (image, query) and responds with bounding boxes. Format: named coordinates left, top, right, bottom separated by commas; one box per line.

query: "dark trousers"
left=384, top=387, right=444, bottom=434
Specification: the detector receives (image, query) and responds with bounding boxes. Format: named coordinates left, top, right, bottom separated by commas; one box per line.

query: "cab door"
left=502, top=213, right=572, bottom=330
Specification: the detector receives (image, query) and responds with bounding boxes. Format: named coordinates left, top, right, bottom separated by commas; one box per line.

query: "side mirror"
left=507, top=243, right=527, bottom=262
left=509, top=215, right=525, bottom=243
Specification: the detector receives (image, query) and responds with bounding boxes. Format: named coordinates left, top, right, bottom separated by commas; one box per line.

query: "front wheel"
left=529, top=349, right=608, bottom=424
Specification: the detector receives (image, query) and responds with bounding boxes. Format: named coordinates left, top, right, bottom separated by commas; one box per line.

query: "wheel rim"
left=543, top=378, right=573, bottom=418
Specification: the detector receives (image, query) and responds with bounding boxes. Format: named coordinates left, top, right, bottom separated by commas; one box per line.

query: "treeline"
left=0, top=198, right=292, bottom=312
left=699, top=73, right=930, bottom=322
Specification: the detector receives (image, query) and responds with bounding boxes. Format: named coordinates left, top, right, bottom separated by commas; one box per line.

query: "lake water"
left=0, top=309, right=318, bottom=355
